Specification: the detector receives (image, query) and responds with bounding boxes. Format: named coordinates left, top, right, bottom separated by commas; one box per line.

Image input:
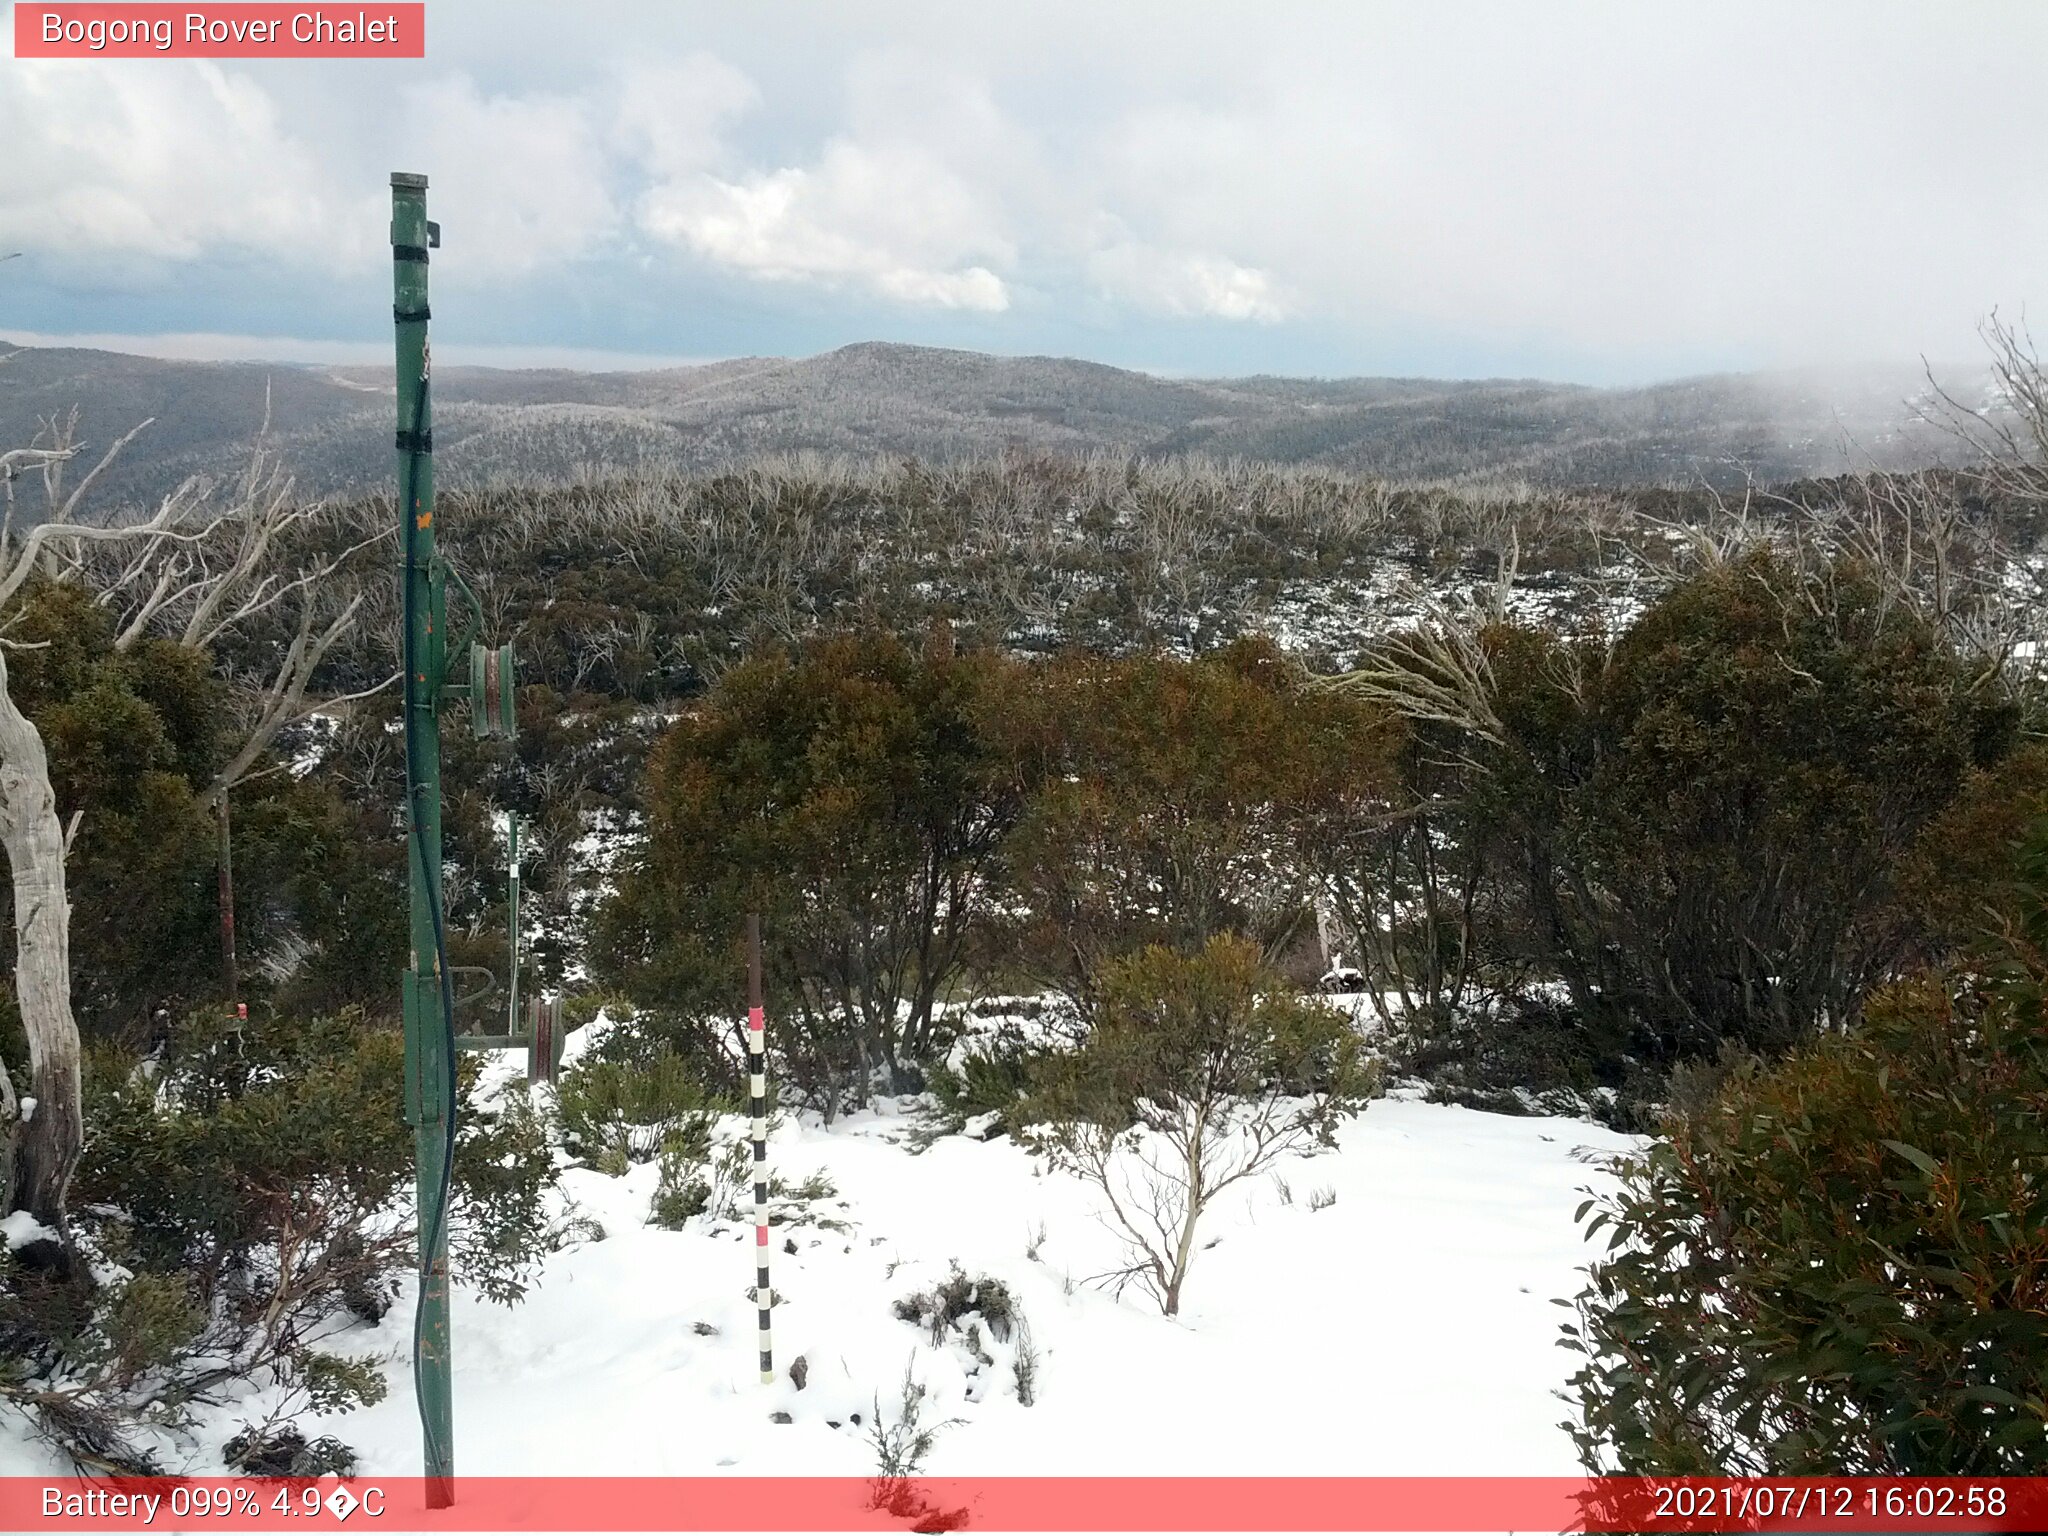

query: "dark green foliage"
left=1389, top=993, right=1631, bottom=1124
left=596, top=627, right=1028, bottom=1114
left=1456, top=553, right=2017, bottom=1065
left=3, top=1005, right=560, bottom=1466
left=1574, top=555, right=2012, bottom=1048
left=1890, top=742, right=2048, bottom=964
left=646, top=1133, right=729, bottom=1230
left=0, top=582, right=218, bottom=1043
left=1563, top=823, right=2048, bottom=1472
left=923, top=1027, right=1051, bottom=1140
left=553, top=1047, right=732, bottom=1173
left=78, top=1010, right=411, bottom=1293
left=997, top=637, right=1397, bottom=1016
left=449, top=1078, right=563, bottom=1305
left=0, top=579, right=403, bottom=1048
left=77, top=1008, right=559, bottom=1307
left=247, top=772, right=408, bottom=1023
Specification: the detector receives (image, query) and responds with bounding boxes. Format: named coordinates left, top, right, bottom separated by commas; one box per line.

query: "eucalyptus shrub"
left=1563, top=822, right=2048, bottom=1472
left=2, top=1007, right=560, bottom=1470
left=554, top=1047, right=730, bottom=1172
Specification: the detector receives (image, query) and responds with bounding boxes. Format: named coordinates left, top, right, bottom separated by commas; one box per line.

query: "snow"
left=1, top=1209, right=56, bottom=1251
left=0, top=1033, right=1637, bottom=1483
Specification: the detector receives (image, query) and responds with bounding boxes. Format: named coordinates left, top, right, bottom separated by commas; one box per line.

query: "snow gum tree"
left=1025, top=934, right=1376, bottom=1316
left=994, top=636, right=1398, bottom=1021
left=596, top=625, right=1029, bottom=1114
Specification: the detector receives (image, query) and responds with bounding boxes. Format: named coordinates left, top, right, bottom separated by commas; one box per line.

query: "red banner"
left=0, top=1476, right=2042, bottom=1532
left=12, top=5, right=425, bottom=58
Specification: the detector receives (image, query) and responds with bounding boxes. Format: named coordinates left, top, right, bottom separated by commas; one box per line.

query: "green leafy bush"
left=922, top=1026, right=1053, bottom=1141
left=595, top=628, right=1028, bottom=1114
left=1387, top=993, right=1630, bottom=1123
left=647, top=1131, right=736, bottom=1229
left=2, top=1008, right=560, bottom=1469
left=1563, top=826, right=2048, bottom=1472
left=553, top=1047, right=730, bottom=1172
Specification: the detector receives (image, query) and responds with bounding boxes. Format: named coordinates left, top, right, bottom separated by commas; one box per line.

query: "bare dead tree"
left=1331, top=599, right=1509, bottom=766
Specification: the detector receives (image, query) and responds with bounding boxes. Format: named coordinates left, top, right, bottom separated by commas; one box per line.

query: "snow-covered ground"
left=0, top=1031, right=1637, bottom=1484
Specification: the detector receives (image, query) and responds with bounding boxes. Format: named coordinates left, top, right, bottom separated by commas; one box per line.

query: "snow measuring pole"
left=748, top=914, right=774, bottom=1384
left=391, top=171, right=519, bottom=1508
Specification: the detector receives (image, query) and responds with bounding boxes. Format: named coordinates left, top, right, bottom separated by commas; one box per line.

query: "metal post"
left=747, top=914, right=773, bottom=1384
left=506, top=814, right=521, bottom=1040
left=392, top=170, right=454, bottom=1508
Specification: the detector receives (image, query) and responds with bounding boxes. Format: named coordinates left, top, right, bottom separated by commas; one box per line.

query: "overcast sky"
left=1, top=1, right=2042, bottom=382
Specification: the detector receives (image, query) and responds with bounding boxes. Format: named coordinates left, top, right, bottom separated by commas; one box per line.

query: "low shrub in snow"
left=893, top=1264, right=1018, bottom=1347
left=891, top=1264, right=1035, bottom=1410
left=0, top=1009, right=560, bottom=1472
left=648, top=1129, right=732, bottom=1228
left=648, top=1128, right=847, bottom=1234
left=867, top=1356, right=964, bottom=1515
left=921, top=1027, right=1052, bottom=1142
left=554, top=1047, right=730, bottom=1172
left=1388, top=993, right=1639, bottom=1128
left=224, top=1423, right=358, bottom=1477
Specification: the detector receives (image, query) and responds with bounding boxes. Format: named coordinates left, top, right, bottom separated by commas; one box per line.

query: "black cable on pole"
left=399, top=373, right=460, bottom=1481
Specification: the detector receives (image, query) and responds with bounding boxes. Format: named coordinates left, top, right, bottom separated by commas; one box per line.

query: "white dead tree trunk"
left=0, top=640, right=78, bottom=1230
left=0, top=422, right=196, bottom=1232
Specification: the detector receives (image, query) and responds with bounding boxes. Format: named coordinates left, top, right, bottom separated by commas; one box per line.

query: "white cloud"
left=7, top=3, right=2048, bottom=376
left=0, top=61, right=372, bottom=270
left=636, top=141, right=1015, bottom=312
left=401, top=76, right=619, bottom=278
left=1089, top=244, right=1288, bottom=322
left=0, top=63, right=614, bottom=283
left=613, top=56, right=759, bottom=182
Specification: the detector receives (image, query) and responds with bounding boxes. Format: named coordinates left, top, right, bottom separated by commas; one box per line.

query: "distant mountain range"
left=0, top=338, right=1979, bottom=514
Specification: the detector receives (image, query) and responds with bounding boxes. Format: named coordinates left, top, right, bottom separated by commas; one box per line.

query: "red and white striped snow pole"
left=746, top=913, right=773, bottom=1385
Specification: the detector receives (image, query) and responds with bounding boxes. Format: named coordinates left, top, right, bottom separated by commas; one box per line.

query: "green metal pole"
left=391, top=170, right=454, bottom=1508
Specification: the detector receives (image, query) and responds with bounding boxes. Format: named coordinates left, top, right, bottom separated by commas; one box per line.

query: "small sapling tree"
left=1026, top=935, right=1375, bottom=1315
